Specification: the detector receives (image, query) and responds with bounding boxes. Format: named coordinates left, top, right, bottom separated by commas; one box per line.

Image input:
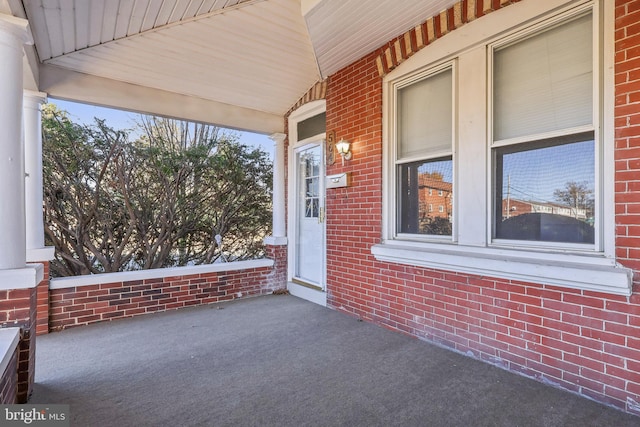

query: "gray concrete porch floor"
left=31, top=295, right=639, bottom=427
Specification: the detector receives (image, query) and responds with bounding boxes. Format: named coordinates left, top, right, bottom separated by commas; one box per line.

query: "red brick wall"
left=325, top=50, right=384, bottom=315
left=50, top=265, right=274, bottom=331
left=0, top=287, right=37, bottom=403
left=321, top=0, right=640, bottom=415
left=615, top=0, right=640, bottom=279
left=0, top=347, right=18, bottom=404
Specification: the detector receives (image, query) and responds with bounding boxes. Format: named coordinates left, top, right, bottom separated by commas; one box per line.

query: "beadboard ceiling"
left=4, top=0, right=459, bottom=133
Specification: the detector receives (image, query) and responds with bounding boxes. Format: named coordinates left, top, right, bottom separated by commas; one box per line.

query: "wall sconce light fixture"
left=335, top=139, right=352, bottom=165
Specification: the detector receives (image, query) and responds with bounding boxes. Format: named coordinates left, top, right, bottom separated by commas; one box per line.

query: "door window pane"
left=300, top=150, right=321, bottom=218
left=297, top=112, right=326, bottom=141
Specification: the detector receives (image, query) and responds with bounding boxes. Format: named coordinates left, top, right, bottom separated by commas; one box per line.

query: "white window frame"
left=373, top=0, right=632, bottom=295
left=488, top=10, right=598, bottom=252
left=394, top=62, right=456, bottom=240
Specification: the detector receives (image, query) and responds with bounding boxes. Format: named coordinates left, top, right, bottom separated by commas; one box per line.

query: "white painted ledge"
left=372, top=242, right=633, bottom=296
left=0, top=328, right=19, bottom=380
left=0, top=264, right=44, bottom=290
left=288, top=282, right=327, bottom=307
left=264, top=236, right=288, bottom=246
left=26, top=246, right=55, bottom=263
left=50, top=259, right=274, bottom=290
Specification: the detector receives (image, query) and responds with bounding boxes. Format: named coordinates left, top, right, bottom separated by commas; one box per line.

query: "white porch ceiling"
left=5, top=0, right=459, bottom=133
left=304, top=0, right=459, bottom=78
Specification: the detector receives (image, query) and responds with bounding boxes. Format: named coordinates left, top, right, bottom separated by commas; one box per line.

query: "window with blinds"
left=491, top=12, right=596, bottom=246
left=377, top=1, right=627, bottom=294
left=395, top=66, right=454, bottom=236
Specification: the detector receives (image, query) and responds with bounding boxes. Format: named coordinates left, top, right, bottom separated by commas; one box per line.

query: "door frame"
left=287, top=100, right=327, bottom=306
left=291, top=141, right=326, bottom=288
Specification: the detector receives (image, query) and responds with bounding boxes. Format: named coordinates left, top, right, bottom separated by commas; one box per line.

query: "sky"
left=50, top=99, right=275, bottom=159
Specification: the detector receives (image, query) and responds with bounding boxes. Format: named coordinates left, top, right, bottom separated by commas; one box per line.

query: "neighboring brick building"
left=502, top=199, right=588, bottom=221
left=419, top=176, right=453, bottom=219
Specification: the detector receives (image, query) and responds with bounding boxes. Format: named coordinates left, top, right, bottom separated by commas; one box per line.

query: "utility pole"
left=506, top=174, right=511, bottom=219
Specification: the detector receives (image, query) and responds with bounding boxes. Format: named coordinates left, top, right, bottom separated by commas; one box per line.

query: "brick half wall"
left=49, top=259, right=275, bottom=331
left=0, top=329, right=20, bottom=404
left=0, top=347, right=18, bottom=404
left=0, top=288, right=38, bottom=403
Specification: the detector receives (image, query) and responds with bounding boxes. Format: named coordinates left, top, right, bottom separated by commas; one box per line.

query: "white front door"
left=294, top=143, right=325, bottom=289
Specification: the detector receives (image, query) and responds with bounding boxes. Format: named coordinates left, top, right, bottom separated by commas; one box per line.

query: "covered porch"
left=30, top=295, right=639, bottom=426
left=3, top=0, right=640, bottom=418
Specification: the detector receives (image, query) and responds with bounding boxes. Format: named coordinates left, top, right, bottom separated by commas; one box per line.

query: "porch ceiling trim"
left=39, top=64, right=284, bottom=134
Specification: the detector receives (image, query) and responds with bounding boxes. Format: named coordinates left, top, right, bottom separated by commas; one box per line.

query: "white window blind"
left=493, top=13, right=593, bottom=141
left=397, top=69, right=452, bottom=160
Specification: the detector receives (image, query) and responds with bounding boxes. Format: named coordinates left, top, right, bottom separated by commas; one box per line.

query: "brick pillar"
left=265, top=243, right=287, bottom=290
left=0, top=287, right=38, bottom=403
left=35, top=261, right=50, bottom=335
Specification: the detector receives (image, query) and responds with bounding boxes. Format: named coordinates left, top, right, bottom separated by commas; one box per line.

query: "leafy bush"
left=43, top=105, right=272, bottom=277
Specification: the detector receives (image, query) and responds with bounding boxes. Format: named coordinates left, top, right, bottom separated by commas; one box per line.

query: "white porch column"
left=0, top=14, right=43, bottom=286
left=24, top=90, right=55, bottom=262
left=0, top=15, right=30, bottom=270
left=265, top=132, right=287, bottom=245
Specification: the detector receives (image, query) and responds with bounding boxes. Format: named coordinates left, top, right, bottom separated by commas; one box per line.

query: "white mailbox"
left=326, top=172, right=350, bottom=189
